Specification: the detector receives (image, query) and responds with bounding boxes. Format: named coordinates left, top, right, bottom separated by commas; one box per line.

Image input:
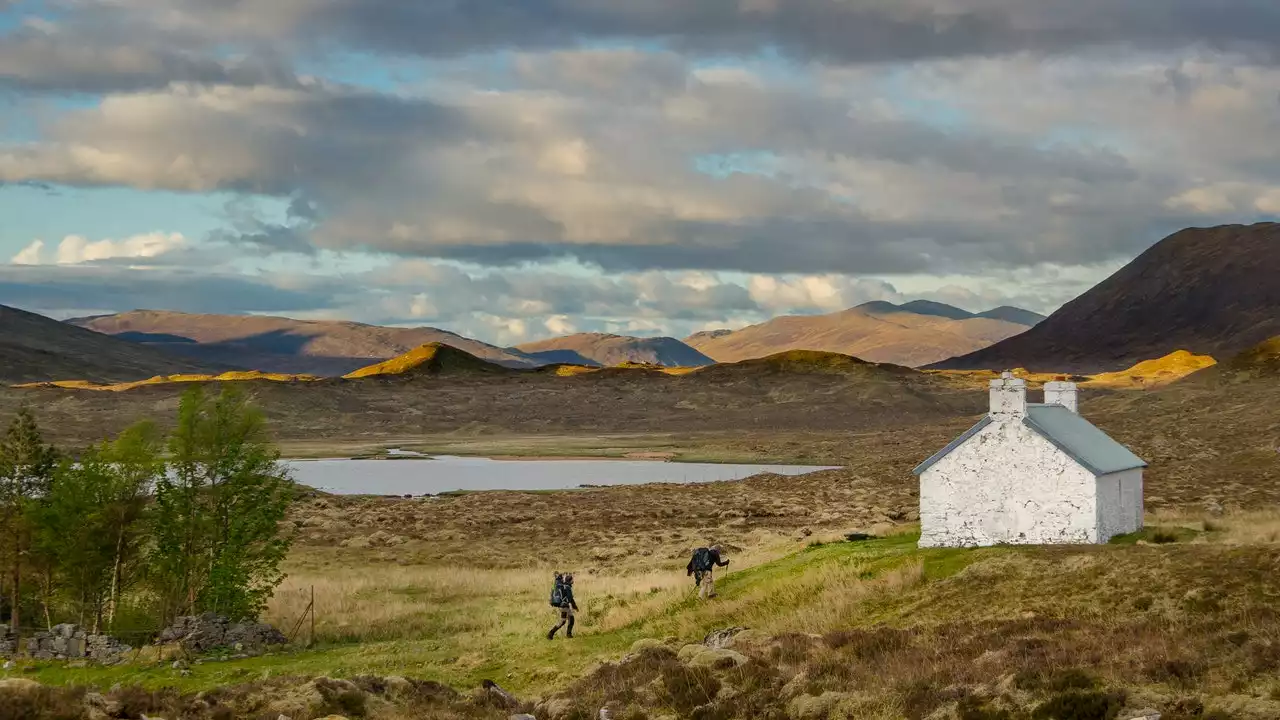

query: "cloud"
left=0, top=265, right=342, bottom=315
left=0, top=23, right=297, bottom=93
left=79, top=1, right=1280, bottom=66
left=6, top=50, right=1254, bottom=276
left=10, top=232, right=187, bottom=265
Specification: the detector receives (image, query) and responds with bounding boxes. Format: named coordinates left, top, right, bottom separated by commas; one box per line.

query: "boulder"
left=702, top=627, right=747, bottom=649
left=686, top=649, right=748, bottom=670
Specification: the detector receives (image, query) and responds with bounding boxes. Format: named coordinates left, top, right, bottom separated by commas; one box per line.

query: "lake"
left=285, top=455, right=839, bottom=495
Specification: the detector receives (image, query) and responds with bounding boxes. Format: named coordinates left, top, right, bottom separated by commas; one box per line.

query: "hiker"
left=547, top=572, right=579, bottom=639
left=686, top=545, right=730, bottom=599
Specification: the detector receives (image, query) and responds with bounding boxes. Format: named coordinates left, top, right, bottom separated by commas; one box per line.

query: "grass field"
left=14, top=509, right=1280, bottom=719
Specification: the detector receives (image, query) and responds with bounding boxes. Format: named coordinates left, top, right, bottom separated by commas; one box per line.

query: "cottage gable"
left=914, top=372, right=1146, bottom=548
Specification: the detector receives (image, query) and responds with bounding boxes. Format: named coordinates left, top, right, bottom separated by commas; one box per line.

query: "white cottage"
left=913, top=372, right=1146, bottom=548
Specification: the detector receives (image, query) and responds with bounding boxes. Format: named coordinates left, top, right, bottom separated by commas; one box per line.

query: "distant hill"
left=684, top=301, right=1037, bottom=367
left=0, top=304, right=218, bottom=383
left=931, top=223, right=1280, bottom=373
left=976, top=306, right=1047, bottom=326
left=70, top=310, right=539, bottom=376
left=516, top=333, right=714, bottom=367
left=343, top=343, right=511, bottom=379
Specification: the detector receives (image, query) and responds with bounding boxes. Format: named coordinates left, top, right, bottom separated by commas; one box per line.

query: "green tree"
left=0, top=407, right=58, bottom=631
left=152, top=386, right=294, bottom=622
left=30, top=422, right=161, bottom=632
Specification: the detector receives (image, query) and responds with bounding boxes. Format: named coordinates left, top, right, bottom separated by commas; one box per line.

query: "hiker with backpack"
left=686, top=545, right=730, bottom=599
left=547, top=572, right=579, bottom=639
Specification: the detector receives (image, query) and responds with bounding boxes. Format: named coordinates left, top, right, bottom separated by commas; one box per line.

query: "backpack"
left=550, top=574, right=566, bottom=607
left=692, top=547, right=713, bottom=572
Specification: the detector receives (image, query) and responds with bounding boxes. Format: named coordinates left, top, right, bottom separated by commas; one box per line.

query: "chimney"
left=989, top=370, right=1027, bottom=418
left=1044, top=379, right=1078, bottom=413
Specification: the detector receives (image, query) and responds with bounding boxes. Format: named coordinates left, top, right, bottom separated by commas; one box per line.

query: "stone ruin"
left=158, top=613, right=288, bottom=654
left=25, top=623, right=132, bottom=663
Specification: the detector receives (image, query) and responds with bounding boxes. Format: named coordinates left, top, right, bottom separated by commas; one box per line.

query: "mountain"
left=684, top=301, right=1035, bottom=367
left=344, top=343, right=510, bottom=379
left=0, top=304, right=217, bottom=383
left=69, top=310, right=539, bottom=376
left=516, top=333, right=714, bottom=367
left=976, top=306, right=1047, bottom=326
left=931, top=223, right=1280, bottom=373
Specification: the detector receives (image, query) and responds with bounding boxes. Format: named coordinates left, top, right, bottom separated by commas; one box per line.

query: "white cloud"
left=10, top=239, right=44, bottom=265
left=9, top=232, right=186, bottom=266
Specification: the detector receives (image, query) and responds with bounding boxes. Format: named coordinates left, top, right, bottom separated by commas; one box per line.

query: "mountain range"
left=685, top=301, right=1042, bottom=367
left=55, top=300, right=1042, bottom=379
left=932, top=222, right=1280, bottom=373
left=4, top=221, right=1276, bottom=383
left=68, top=310, right=539, bottom=376
left=516, top=333, right=715, bottom=367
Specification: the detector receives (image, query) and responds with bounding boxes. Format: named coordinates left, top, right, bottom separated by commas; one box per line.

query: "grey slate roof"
left=1023, top=404, right=1147, bottom=476
left=913, top=404, right=1147, bottom=477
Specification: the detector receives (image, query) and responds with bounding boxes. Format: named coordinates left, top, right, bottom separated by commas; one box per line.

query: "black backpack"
left=692, top=547, right=713, bottom=572
left=550, top=574, right=566, bottom=607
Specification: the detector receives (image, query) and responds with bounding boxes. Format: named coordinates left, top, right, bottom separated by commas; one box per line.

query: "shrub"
left=1031, top=690, right=1126, bottom=720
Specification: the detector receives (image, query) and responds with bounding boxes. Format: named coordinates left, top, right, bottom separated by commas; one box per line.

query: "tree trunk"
left=107, top=526, right=125, bottom=630
left=9, top=527, right=19, bottom=633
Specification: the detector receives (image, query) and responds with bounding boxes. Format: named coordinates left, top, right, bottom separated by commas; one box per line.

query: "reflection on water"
left=285, top=455, right=838, bottom=495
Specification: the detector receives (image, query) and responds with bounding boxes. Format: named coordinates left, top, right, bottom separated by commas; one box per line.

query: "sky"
left=1, top=1, right=1278, bottom=346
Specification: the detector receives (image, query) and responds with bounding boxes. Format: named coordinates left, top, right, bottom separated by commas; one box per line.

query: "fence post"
left=309, top=585, right=315, bottom=648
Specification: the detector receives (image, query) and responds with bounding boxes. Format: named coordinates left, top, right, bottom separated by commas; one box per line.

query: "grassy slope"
left=22, top=519, right=1280, bottom=719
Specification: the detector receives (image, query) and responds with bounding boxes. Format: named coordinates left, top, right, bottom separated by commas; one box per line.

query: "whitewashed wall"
left=1095, top=467, right=1144, bottom=542
left=919, top=419, right=1100, bottom=547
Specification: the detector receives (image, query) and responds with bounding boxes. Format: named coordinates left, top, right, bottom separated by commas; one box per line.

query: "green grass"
left=16, top=534, right=936, bottom=694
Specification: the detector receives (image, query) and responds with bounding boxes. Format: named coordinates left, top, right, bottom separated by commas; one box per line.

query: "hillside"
left=343, top=343, right=512, bottom=379
left=516, top=333, right=714, bottom=367
left=932, top=222, right=1280, bottom=373
left=0, top=304, right=218, bottom=383
left=70, top=310, right=538, bottom=375
left=685, top=301, right=1035, bottom=367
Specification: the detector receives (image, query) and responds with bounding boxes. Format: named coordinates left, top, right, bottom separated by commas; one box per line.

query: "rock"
left=629, top=638, right=666, bottom=654
left=86, top=634, right=132, bottom=664
left=1123, top=711, right=1160, bottom=720
left=788, top=692, right=852, bottom=720
left=536, top=698, right=575, bottom=720
left=687, top=649, right=748, bottom=670
left=84, top=692, right=123, bottom=716
left=703, top=626, right=747, bottom=649
left=481, top=679, right=521, bottom=710
left=511, top=715, right=538, bottom=720
left=677, top=644, right=707, bottom=663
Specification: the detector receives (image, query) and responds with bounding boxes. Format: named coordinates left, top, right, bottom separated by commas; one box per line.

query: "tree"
left=0, top=408, right=58, bottom=631
left=31, top=422, right=161, bottom=632
left=152, top=386, right=294, bottom=623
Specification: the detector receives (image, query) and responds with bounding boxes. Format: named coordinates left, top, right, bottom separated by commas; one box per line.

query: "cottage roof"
left=1022, top=404, right=1147, bottom=476
left=912, top=404, right=1147, bottom=477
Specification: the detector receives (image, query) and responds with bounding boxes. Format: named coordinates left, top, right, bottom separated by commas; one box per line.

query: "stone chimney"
left=1044, top=379, right=1078, bottom=413
left=989, top=370, right=1027, bottom=418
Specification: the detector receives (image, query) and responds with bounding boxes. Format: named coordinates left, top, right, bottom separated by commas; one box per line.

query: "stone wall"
left=24, top=624, right=132, bottom=663
left=27, top=623, right=87, bottom=660
left=0, top=626, right=16, bottom=658
left=158, top=613, right=287, bottom=654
